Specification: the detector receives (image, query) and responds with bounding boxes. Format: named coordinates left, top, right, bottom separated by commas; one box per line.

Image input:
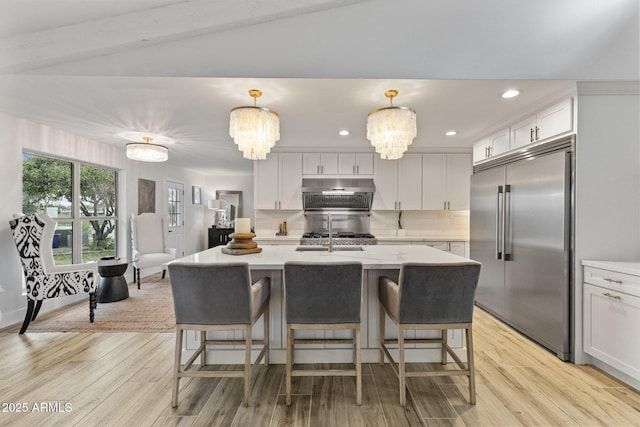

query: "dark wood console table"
left=208, top=227, right=234, bottom=248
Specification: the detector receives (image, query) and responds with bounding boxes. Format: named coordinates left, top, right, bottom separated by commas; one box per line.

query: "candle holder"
left=221, top=232, right=262, bottom=255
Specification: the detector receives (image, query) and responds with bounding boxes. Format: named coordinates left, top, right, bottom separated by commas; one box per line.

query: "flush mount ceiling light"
left=125, top=136, right=169, bottom=162
left=339, top=129, right=350, bottom=136
left=366, top=90, right=417, bottom=160
left=445, top=130, right=457, bottom=136
left=229, top=89, right=280, bottom=160
left=501, top=89, right=521, bottom=99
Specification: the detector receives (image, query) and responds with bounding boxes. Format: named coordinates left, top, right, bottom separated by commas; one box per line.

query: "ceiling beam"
left=0, top=0, right=371, bottom=74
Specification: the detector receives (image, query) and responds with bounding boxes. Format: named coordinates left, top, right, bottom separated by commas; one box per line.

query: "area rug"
left=24, top=274, right=175, bottom=333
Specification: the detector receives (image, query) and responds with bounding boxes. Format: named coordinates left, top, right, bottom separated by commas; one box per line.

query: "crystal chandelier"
left=126, top=136, right=169, bottom=162
left=229, top=89, right=280, bottom=160
left=366, top=90, right=417, bottom=160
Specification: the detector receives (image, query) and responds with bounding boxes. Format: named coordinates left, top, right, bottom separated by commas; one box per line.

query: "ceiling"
left=0, top=0, right=637, bottom=176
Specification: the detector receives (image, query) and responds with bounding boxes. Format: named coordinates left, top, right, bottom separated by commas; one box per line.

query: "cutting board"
left=221, top=247, right=262, bottom=255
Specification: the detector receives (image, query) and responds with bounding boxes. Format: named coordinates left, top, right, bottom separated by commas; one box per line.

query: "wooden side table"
left=97, top=257, right=130, bottom=303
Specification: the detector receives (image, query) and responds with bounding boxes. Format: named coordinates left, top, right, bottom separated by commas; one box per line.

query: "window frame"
left=22, top=151, right=119, bottom=264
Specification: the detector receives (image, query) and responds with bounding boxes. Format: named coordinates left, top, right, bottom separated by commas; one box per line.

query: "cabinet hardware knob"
left=535, top=126, right=539, bottom=140
left=530, top=127, right=534, bottom=142
left=603, top=292, right=621, bottom=300
left=604, top=278, right=623, bottom=284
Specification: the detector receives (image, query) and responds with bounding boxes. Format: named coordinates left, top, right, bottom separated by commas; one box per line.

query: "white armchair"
left=9, top=213, right=98, bottom=334
left=131, top=213, right=177, bottom=288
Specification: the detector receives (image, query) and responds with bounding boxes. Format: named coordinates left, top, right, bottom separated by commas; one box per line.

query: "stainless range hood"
left=301, top=178, right=375, bottom=212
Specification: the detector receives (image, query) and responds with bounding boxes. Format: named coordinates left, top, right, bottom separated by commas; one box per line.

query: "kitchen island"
left=171, top=244, right=479, bottom=364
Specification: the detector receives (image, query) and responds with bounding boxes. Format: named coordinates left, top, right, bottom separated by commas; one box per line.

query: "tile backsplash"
left=370, top=210, right=469, bottom=238
left=255, top=210, right=469, bottom=239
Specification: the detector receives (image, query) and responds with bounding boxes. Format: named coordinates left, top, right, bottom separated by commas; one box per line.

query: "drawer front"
left=584, top=266, right=640, bottom=298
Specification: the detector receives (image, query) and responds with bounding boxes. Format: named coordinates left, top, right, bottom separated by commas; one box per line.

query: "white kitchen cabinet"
left=255, top=152, right=303, bottom=210
left=511, top=98, right=573, bottom=149
left=338, top=153, right=374, bottom=175
left=373, top=154, right=422, bottom=210
left=422, top=153, right=472, bottom=210
left=583, top=262, right=640, bottom=383
left=472, top=128, right=510, bottom=163
left=372, top=158, right=397, bottom=210
left=302, top=153, right=338, bottom=175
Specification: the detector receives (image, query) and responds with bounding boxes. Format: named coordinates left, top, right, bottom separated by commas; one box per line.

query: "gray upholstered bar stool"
left=284, top=261, right=363, bottom=406
left=378, top=262, right=481, bottom=406
left=168, top=262, right=270, bottom=408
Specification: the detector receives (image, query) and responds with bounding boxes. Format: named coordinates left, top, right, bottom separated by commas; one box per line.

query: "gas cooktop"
left=300, top=232, right=377, bottom=245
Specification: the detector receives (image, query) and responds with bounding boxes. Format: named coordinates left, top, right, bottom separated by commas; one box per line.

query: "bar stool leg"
left=171, top=327, right=183, bottom=408
left=264, top=303, right=270, bottom=366
left=441, top=329, right=447, bottom=365
left=243, top=326, right=252, bottom=407
left=466, top=327, right=476, bottom=405
left=355, top=324, right=362, bottom=405
left=200, top=330, right=207, bottom=366
left=379, top=305, right=385, bottom=365
left=399, top=325, right=406, bottom=406
left=286, top=324, right=293, bottom=406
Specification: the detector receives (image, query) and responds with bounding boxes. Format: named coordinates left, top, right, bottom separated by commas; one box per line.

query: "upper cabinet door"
left=422, top=154, right=448, bottom=210
left=355, top=153, right=374, bottom=175
left=511, top=116, right=537, bottom=149
left=490, top=128, right=511, bottom=156
left=338, top=153, right=356, bottom=174
left=446, top=153, right=472, bottom=210
left=279, top=153, right=303, bottom=209
left=537, top=98, right=573, bottom=141
left=372, top=157, right=397, bottom=210
left=302, top=153, right=321, bottom=175
left=320, top=153, right=339, bottom=175
left=397, top=154, right=422, bottom=210
left=255, top=154, right=280, bottom=209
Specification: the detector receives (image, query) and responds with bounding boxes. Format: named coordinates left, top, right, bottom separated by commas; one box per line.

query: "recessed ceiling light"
left=501, top=89, right=520, bottom=99
left=339, top=129, right=350, bottom=136
left=445, top=130, right=457, bottom=136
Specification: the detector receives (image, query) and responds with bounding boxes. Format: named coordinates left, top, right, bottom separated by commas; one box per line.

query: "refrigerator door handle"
left=504, top=184, right=512, bottom=261
left=496, top=185, right=503, bottom=260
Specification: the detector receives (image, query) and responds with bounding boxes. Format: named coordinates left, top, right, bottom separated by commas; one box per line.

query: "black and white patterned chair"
left=9, top=213, right=98, bottom=334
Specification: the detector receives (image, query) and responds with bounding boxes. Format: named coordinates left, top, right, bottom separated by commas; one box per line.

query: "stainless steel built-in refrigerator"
left=470, top=136, right=574, bottom=361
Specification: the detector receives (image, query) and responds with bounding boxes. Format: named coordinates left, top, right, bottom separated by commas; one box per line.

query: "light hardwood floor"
left=1, top=308, right=639, bottom=426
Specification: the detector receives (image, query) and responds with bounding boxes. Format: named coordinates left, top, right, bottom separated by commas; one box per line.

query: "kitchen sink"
left=295, top=246, right=364, bottom=252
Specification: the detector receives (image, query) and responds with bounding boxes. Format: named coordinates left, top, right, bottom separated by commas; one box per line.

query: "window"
left=22, top=153, right=118, bottom=265
left=167, top=186, right=181, bottom=227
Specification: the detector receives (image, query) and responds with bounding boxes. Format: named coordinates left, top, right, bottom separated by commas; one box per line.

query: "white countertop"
left=172, top=244, right=477, bottom=270
left=376, top=236, right=469, bottom=242
left=254, top=235, right=469, bottom=242
left=582, top=260, right=640, bottom=276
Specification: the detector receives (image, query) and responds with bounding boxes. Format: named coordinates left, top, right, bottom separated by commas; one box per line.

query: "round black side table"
left=97, top=257, right=130, bottom=303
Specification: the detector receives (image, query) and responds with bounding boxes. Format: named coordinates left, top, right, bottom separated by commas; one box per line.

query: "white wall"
left=573, top=82, right=640, bottom=364
left=0, top=113, right=208, bottom=328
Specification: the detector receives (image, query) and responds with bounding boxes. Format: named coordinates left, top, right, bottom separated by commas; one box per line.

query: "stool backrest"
left=168, top=262, right=252, bottom=325
left=398, top=262, right=481, bottom=324
left=284, top=262, right=363, bottom=324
